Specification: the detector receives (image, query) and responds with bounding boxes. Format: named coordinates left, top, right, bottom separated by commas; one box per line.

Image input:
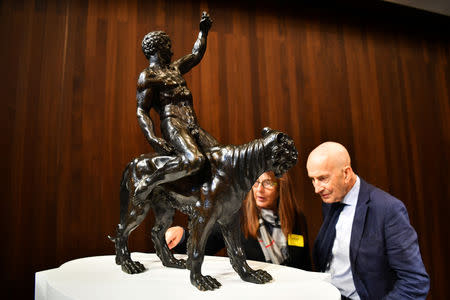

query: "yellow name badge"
left=288, top=234, right=304, bottom=247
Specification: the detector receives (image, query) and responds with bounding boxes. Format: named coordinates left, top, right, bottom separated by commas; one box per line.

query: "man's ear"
left=343, top=166, right=352, bottom=182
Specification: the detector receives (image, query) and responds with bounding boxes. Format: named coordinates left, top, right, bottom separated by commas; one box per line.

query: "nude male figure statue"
left=135, top=12, right=219, bottom=195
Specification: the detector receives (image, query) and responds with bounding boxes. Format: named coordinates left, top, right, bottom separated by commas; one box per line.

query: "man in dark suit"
left=307, top=142, right=429, bottom=300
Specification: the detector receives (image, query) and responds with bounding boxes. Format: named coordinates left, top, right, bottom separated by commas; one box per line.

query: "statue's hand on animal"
left=151, top=137, right=175, bottom=155
left=108, top=127, right=298, bottom=290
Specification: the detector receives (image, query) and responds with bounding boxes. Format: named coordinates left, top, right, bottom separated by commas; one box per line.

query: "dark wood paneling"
left=1, top=0, right=448, bottom=298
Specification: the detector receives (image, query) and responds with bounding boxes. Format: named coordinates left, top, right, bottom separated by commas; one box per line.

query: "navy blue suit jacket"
left=321, top=178, right=429, bottom=299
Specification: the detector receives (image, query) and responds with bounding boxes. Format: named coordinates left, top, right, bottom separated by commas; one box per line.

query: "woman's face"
left=252, top=171, right=279, bottom=211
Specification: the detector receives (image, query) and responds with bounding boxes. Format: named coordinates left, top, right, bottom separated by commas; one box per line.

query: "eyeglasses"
left=253, top=179, right=277, bottom=189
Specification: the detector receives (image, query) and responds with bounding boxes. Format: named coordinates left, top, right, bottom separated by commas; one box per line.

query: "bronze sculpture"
left=109, top=12, right=299, bottom=291
left=110, top=128, right=298, bottom=290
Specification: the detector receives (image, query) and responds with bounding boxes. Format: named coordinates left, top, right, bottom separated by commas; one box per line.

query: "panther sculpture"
left=109, top=127, right=298, bottom=290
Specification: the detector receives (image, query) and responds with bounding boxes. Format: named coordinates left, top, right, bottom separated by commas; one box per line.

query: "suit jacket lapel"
left=350, top=178, right=370, bottom=266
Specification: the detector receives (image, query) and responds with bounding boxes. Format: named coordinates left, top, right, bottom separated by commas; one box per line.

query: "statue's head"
left=261, top=127, right=298, bottom=177
left=142, top=31, right=173, bottom=64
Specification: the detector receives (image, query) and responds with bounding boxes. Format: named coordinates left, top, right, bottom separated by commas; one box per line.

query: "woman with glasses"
left=165, top=171, right=311, bottom=270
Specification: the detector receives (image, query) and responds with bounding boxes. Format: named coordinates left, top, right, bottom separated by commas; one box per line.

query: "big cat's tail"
left=119, top=162, right=132, bottom=225
left=108, top=162, right=132, bottom=243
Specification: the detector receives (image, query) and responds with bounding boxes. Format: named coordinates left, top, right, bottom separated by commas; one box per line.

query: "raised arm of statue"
left=175, top=12, right=212, bottom=75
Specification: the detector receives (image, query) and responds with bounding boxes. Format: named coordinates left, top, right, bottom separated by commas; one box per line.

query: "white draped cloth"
left=35, top=253, right=340, bottom=300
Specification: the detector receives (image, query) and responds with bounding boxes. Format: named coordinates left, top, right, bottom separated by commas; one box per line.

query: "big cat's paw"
left=191, top=274, right=222, bottom=291
left=121, top=259, right=146, bottom=274
left=162, top=257, right=186, bottom=269
left=241, top=269, right=272, bottom=284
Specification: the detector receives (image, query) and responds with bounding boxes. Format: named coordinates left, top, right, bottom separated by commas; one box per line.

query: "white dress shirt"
left=326, top=176, right=361, bottom=299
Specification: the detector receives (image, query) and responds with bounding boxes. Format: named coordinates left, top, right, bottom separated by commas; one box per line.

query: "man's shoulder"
left=137, top=68, right=161, bottom=88
left=360, top=178, right=405, bottom=210
left=139, top=67, right=159, bottom=79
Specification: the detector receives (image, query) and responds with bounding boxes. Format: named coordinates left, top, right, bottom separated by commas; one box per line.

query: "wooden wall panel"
left=1, top=0, right=448, bottom=298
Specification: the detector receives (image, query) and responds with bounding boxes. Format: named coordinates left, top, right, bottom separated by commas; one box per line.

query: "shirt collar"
left=341, top=175, right=360, bottom=206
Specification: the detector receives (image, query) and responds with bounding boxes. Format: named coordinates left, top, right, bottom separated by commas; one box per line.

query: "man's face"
left=159, top=44, right=173, bottom=65
left=307, top=156, right=348, bottom=204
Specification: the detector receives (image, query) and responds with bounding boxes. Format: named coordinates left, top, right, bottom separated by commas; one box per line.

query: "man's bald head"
left=307, top=142, right=356, bottom=203
left=307, top=142, right=351, bottom=172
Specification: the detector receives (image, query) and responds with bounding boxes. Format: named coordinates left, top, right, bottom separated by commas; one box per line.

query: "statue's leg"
left=220, top=213, right=272, bottom=284
left=162, top=118, right=207, bottom=174
left=112, top=192, right=151, bottom=274
left=134, top=118, right=206, bottom=197
left=187, top=216, right=222, bottom=291
left=150, top=189, right=186, bottom=269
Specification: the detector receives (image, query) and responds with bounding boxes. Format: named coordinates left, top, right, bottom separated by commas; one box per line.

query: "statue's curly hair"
left=141, top=31, right=171, bottom=59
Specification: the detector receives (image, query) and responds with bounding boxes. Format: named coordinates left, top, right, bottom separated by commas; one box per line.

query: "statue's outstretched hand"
left=199, top=11, right=212, bottom=33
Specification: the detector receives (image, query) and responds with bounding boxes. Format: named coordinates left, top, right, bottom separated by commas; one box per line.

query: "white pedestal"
left=35, top=252, right=340, bottom=300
